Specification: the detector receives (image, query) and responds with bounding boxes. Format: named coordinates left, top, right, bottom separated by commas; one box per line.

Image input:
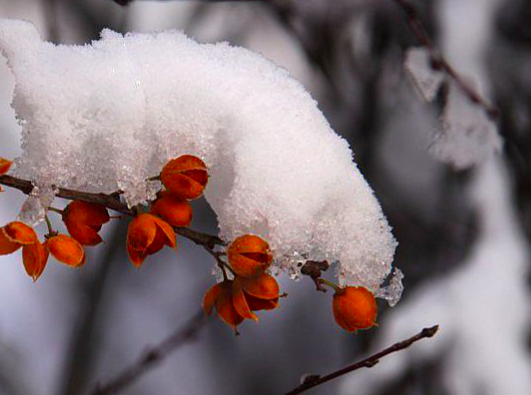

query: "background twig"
left=283, top=325, right=439, bottom=395
left=391, top=0, right=499, bottom=119
left=90, top=311, right=207, bottom=395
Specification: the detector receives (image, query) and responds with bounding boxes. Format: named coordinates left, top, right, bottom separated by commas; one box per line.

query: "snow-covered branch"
left=392, top=0, right=499, bottom=120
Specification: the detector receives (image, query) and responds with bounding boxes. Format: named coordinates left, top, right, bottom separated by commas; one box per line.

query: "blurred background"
left=0, top=0, right=530, bottom=394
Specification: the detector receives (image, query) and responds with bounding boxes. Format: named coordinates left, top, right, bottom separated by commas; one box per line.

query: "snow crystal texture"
left=0, top=19, right=399, bottom=298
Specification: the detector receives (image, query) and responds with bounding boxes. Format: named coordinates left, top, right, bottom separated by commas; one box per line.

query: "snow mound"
left=404, top=46, right=502, bottom=170
left=431, top=83, right=502, bottom=170
left=0, top=19, right=399, bottom=299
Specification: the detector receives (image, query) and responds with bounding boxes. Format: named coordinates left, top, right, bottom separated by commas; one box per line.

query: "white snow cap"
left=0, top=19, right=400, bottom=302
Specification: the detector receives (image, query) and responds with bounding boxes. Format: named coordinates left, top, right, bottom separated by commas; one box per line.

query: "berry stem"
left=318, top=278, right=341, bottom=293
left=44, top=214, right=55, bottom=235
left=204, top=245, right=236, bottom=278
left=47, top=206, right=64, bottom=215
left=220, top=264, right=228, bottom=281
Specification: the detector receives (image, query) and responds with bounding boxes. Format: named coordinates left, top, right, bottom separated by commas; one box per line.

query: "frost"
left=404, top=47, right=444, bottom=103
left=430, top=83, right=502, bottom=170
left=0, top=19, right=399, bottom=299
left=375, top=268, right=404, bottom=307
left=18, top=186, right=56, bottom=226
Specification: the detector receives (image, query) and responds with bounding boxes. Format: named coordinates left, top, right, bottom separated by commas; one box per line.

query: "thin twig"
left=91, top=311, right=207, bottom=395
left=59, top=223, right=126, bottom=395
left=0, top=174, right=224, bottom=248
left=282, top=325, right=439, bottom=395
left=391, top=0, right=499, bottom=119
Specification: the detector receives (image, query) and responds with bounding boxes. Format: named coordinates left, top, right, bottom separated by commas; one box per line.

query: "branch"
left=59, top=223, right=125, bottom=395
left=90, top=311, right=207, bottom=395
left=282, top=325, right=439, bottom=395
left=0, top=174, right=224, bottom=248
left=391, top=0, right=499, bottom=119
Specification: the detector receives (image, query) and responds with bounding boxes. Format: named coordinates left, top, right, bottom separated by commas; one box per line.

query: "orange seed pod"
left=232, top=272, right=280, bottom=321
left=126, top=213, right=176, bottom=267
left=332, top=286, right=377, bottom=332
left=0, top=228, right=21, bottom=255
left=46, top=234, right=86, bottom=268
left=0, top=157, right=11, bottom=174
left=203, top=281, right=244, bottom=330
left=3, top=222, right=38, bottom=246
left=63, top=201, right=110, bottom=246
left=160, top=155, right=208, bottom=200
left=151, top=193, right=192, bottom=227
left=22, top=242, right=49, bottom=281
left=0, top=158, right=11, bottom=193
left=228, top=235, right=273, bottom=277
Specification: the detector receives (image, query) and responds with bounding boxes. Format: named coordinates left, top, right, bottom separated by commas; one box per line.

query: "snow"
left=339, top=158, right=531, bottom=395
left=0, top=19, right=399, bottom=300
left=18, top=185, right=56, bottom=226
left=430, top=82, right=502, bottom=170
left=432, top=0, right=503, bottom=171
left=340, top=1, right=527, bottom=393
left=404, top=47, right=444, bottom=103
left=404, top=45, right=502, bottom=170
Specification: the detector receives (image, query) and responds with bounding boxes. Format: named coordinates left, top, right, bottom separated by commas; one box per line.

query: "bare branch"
left=282, top=325, right=440, bottom=395
left=300, top=260, right=329, bottom=292
left=0, top=174, right=224, bottom=248
left=391, top=0, right=499, bottom=119
left=90, top=311, right=207, bottom=395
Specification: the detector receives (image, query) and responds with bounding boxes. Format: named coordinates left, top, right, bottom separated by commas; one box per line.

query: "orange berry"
left=246, top=295, right=278, bottom=311
left=203, top=273, right=280, bottom=331
left=232, top=280, right=259, bottom=322
left=0, top=227, right=21, bottom=255
left=126, top=213, right=176, bottom=267
left=151, top=193, right=192, bottom=227
left=22, top=241, right=49, bottom=281
left=160, top=155, right=208, bottom=200
left=0, top=157, right=11, bottom=175
left=232, top=272, right=280, bottom=321
left=227, top=235, right=273, bottom=277
left=46, top=234, right=86, bottom=268
left=332, top=286, right=377, bottom=332
left=203, top=282, right=223, bottom=316
left=0, top=157, right=11, bottom=193
left=0, top=222, right=49, bottom=280
left=63, top=201, right=110, bottom=246
left=2, top=221, right=38, bottom=246
left=203, top=281, right=244, bottom=329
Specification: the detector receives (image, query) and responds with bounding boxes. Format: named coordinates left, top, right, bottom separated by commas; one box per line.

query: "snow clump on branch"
left=0, top=19, right=402, bottom=304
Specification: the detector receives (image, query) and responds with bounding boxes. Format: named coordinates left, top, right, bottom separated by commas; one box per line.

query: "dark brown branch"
left=91, top=311, right=207, bottom=395
left=391, top=0, right=500, bottom=119
left=282, top=325, right=439, bottom=395
left=300, top=260, right=329, bottom=292
left=0, top=174, right=224, bottom=248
